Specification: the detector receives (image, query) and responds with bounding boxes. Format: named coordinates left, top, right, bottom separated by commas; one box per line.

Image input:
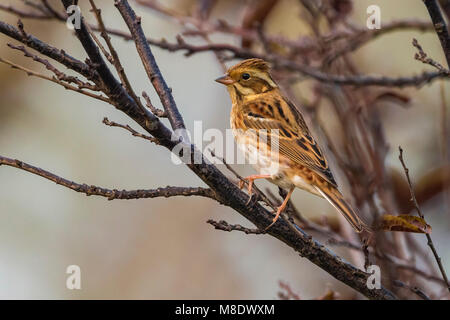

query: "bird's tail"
left=315, top=185, right=365, bottom=233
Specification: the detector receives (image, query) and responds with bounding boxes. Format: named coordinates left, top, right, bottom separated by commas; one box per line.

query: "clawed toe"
left=238, top=178, right=254, bottom=205
left=264, top=210, right=280, bottom=231
left=239, top=177, right=254, bottom=196
left=245, top=192, right=253, bottom=205
left=238, top=174, right=272, bottom=206
left=245, top=191, right=260, bottom=205
left=265, top=187, right=295, bottom=231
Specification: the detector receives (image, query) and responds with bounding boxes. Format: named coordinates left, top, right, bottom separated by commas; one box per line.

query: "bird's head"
left=215, top=58, right=277, bottom=97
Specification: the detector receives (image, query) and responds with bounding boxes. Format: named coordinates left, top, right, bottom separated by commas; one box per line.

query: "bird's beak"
left=215, top=74, right=235, bottom=85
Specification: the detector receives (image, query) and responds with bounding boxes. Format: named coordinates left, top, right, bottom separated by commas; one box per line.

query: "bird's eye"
left=241, top=73, right=250, bottom=80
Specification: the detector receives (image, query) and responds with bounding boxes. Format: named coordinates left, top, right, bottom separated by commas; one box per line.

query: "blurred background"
left=0, top=0, right=449, bottom=299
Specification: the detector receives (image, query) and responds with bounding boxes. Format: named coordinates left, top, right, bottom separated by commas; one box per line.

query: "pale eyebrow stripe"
left=253, top=72, right=277, bottom=88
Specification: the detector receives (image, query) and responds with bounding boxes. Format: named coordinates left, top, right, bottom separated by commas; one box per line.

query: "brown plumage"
left=216, top=58, right=366, bottom=232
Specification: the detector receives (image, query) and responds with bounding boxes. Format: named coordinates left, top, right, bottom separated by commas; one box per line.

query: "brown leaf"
left=378, top=214, right=432, bottom=234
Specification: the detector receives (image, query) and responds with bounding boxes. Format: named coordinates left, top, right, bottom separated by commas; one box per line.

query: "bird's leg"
left=265, top=186, right=295, bottom=231
left=238, top=174, right=271, bottom=204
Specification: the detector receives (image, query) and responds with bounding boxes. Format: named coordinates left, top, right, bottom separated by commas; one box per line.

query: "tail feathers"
left=316, top=186, right=365, bottom=233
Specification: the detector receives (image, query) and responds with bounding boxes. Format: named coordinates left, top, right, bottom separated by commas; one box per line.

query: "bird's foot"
left=264, top=206, right=283, bottom=231
left=264, top=186, right=295, bottom=231
left=238, top=174, right=271, bottom=205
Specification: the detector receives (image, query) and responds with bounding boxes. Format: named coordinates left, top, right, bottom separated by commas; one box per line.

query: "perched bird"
left=215, top=58, right=365, bottom=232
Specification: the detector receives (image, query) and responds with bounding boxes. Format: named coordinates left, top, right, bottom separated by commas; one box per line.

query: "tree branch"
left=115, top=0, right=186, bottom=131
left=0, top=57, right=109, bottom=103
left=0, top=20, right=96, bottom=80
left=398, top=147, right=450, bottom=293
left=207, top=219, right=264, bottom=234
left=59, top=0, right=172, bottom=146
left=0, top=4, right=51, bottom=20
left=0, top=155, right=216, bottom=201
left=392, top=280, right=431, bottom=300
left=413, top=38, right=450, bottom=73
left=423, top=0, right=450, bottom=67
left=136, top=36, right=448, bottom=87
left=88, top=0, right=145, bottom=111
left=102, top=117, right=159, bottom=144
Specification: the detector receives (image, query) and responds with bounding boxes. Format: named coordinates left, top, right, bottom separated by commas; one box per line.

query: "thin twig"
left=412, top=38, right=449, bottom=74
left=0, top=155, right=216, bottom=201
left=89, top=0, right=146, bottom=112
left=0, top=8, right=444, bottom=88
left=135, top=0, right=433, bottom=54
left=0, top=20, right=98, bottom=81
left=328, top=238, right=447, bottom=286
left=0, top=3, right=51, bottom=19
left=398, top=146, right=450, bottom=293
left=142, top=91, right=167, bottom=117
left=0, top=57, right=110, bottom=103
left=40, top=0, right=66, bottom=20
left=7, top=43, right=100, bottom=91
left=59, top=0, right=163, bottom=133
left=115, top=0, right=186, bottom=130
left=128, top=36, right=448, bottom=87
left=392, top=280, right=431, bottom=300
left=102, top=117, right=159, bottom=144
left=422, top=0, right=450, bottom=67
left=206, top=219, right=264, bottom=234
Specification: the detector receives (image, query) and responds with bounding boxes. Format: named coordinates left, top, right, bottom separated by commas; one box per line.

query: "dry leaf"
left=379, top=214, right=432, bottom=234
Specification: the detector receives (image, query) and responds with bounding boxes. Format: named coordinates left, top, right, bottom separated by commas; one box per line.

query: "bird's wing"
left=240, top=95, right=337, bottom=187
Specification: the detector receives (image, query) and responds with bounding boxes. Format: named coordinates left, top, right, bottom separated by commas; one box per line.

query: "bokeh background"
left=0, top=0, right=449, bottom=299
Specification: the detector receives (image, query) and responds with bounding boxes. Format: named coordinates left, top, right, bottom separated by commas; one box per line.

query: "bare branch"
left=102, top=117, right=159, bottom=144
left=412, top=38, right=450, bottom=74
left=328, top=238, right=448, bottom=286
left=142, top=91, right=167, bottom=117
left=392, top=280, right=431, bottom=300
left=423, top=0, right=450, bottom=67
left=115, top=0, right=186, bottom=131
left=0, top=57, right=110, bottom=103
left=0, top=20, right=97, bottom=80
left=40, top=0, right=66, bottom=20
left=1, top=7, right=444, bottom=88
left=59, top=0, right=167, bottom=138
left=0, top=155, right=216, bottom=201
left=398, top=146, right=450, bottom=293
left=135, top=1, right=433, bottom=53
left=0, top=3, right=51, bottom=19
left=135, top=37, right=448, bottom=87
left=89, top=0, right=145, bottom=112
left=7, top=43, right=99, bottom=90
left=206, top=219, right=264, bottom=234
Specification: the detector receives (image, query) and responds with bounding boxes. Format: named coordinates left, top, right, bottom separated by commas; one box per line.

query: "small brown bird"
left=215, top=58, right=365, bottom=232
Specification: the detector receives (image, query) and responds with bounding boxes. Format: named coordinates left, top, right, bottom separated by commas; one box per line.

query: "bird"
left=215, top=58, right=366, bottom=232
